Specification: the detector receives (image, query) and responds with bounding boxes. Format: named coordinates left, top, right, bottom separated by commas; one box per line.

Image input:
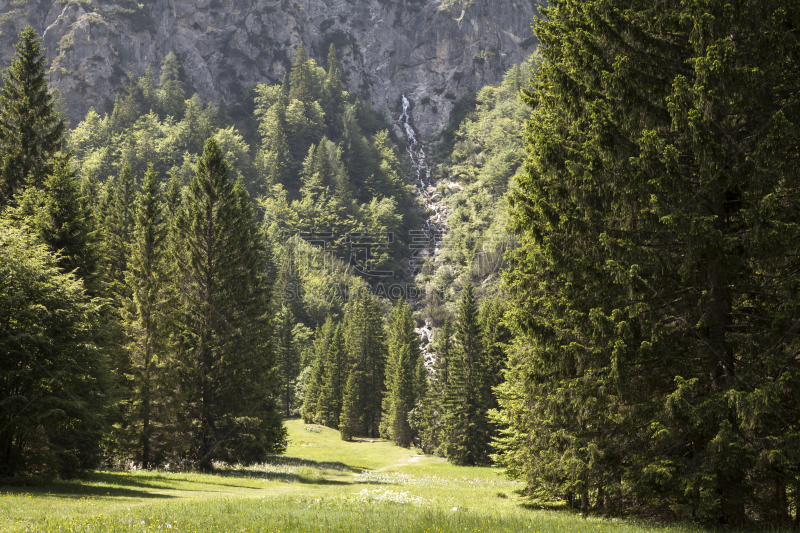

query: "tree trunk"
left=581, top=491, right=589, bottom=514
left=776, top=479, right=788, bottom=522
left=596, top=486, right=605, bottom=510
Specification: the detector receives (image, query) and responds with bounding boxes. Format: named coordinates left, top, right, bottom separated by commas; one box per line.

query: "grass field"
left=0, top=420, right=705, bottom=533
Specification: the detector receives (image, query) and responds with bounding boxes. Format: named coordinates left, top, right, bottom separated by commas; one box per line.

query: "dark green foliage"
left=21, top=152, right=97, bottom=287
left=340, top=295, right=387, bottom=439
left=277, top=307, right=300, bottom=417
left=117, top=164, right=171, bottom=468
left=254, top=46, right=415, bottom=274
left=339, top=366, right=364, bottom=442
left=441, top=282, right=492, bottom=465
left=0, top=217, right=110, bottom=476
left=497, top=0, right=800, bottom=523
left=101, top=163, right=137, bottom=293
left=172, top=138, right=285, bottom=468
left=478, top=299, right=510, bottom=412
left=316, top=323, right=347, bottom=428
left=381, top=299, right=422, bottom=446
left=0, top=26, right=65, bottom=201
left=301, top=319, right=334, bottom=423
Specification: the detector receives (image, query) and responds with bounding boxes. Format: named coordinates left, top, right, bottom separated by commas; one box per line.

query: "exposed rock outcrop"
left=0, top=0, right=538, bottom=133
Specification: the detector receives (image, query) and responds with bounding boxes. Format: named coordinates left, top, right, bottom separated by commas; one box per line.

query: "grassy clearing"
left=1, top=420, right=704, bottom=533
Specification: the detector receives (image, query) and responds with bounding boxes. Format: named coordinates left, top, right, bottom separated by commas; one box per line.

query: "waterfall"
left=397, top=95, right=451, bottom=370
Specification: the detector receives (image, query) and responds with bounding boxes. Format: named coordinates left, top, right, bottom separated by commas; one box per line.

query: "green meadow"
left=1, top=420, right=704, bottom=533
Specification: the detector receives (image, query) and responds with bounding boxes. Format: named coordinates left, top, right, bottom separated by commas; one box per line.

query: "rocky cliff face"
left=0, top=0, right=537, bottom=135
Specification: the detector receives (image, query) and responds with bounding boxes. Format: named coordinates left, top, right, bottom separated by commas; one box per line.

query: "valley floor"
left=2, top=420, right=702, bottom=533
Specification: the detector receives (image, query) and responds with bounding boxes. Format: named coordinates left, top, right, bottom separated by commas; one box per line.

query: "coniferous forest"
left=1, top=0, right=800, bottom=527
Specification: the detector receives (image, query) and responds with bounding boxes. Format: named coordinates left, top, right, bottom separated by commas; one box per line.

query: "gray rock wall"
left=0, top=0, right=538, bottom=135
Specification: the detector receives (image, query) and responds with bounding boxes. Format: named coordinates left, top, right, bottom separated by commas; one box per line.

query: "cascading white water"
left=397, top=95, right=452, bottom=369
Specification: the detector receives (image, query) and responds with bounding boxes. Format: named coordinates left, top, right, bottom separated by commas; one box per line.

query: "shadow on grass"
left=262, top=455, right=364, bottom=473
left=219, top=469, right=370, bottom=486
left=0, top=475, right=175, bottom=500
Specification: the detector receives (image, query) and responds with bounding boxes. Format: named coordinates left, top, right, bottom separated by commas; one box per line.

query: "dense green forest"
left=2, top=0, right=800, bottom=524
left=0, top=25, right=506, bottom=481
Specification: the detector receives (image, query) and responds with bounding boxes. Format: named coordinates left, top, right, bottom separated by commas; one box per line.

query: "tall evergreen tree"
left=316, top=322, right=347, bottom=428
left=341, top=295, right=387, bottom=438
left=289, top=42, right=318, bottom=105
left=119, top=164, right=170, bottom=468
left=339, top=365, right=364, bottom=442
left=158, top=52, right=185, bottom=119
left=0, top=25, right=65, bottom=201
left=0, top=216, right=111, bottom=476
left=20, top=152, right=97, bottom=286
left=102, top=163, right=137, bottom=293
left=381, top=299, right=422, bottom=446
left=259, top=94, right=294, bottom=187
left=277, top=307, right=299, bottom=418
left=497, top=0, right=800, bottom=522
left=173, top=138, right=285, bottom=468
left=442, top=282, right=491, bottom=465
left=301, top=319, right=334, bottom=423
left=478, top=299, right=511, bottom=412
left=322, top=44, right=345, bottom=137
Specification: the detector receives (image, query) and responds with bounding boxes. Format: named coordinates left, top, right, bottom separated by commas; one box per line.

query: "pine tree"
left=441, top=282, right=491, bottom=465
left=23, top=152, right=97, bottom=285
left=173, top=138, right=285, bottom=468
left=301, top=319, right=334, bottom=423
left=289, top=42, right=318, bottom=105
left=342, top=295, right=387, bottom=438
left=339, top=366, right=364, bottom=442
left=138, top=66, right=157, bottom=111
left=381, top=299, right=422, bottom=446
left=258, top=94, right=294, bottom=187
left=120, top=164, right=170, bottom=468
left=102, top=163, right=137, bottom=293
left=316, top=322, right=347, bottom=428
left=0, top=25, right=65, bottom=201
left=478, top=299, right=510, bottom=412
left=277, top=307, right=299, bottom=418
left=323, top=44, right=344, bottom=137
left=497, top=0, right=800, bottom=522
left=158, top=52, right=185, bottom=119
left=0, top=217, right=111, bottom=476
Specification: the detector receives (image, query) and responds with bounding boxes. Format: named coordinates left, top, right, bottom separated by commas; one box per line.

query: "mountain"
left=0, top=0, right=538, bottom=135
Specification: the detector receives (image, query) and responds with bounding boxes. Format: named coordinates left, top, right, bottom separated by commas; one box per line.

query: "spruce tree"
left=301, top=319, right=334, bottom=423
left=277, top=307, right=299, bottom=418
left=102, top=163, right=137, bottom=293
left=120, top=164, right=169, bottom=468
left=441, top=282, right=491, bottom=465
left=173, top=138, right=285, bottom=468
left=316, top=322, right=347, bottom=428
left=259, top=94, right=293, bottom=187
left=478, top=299, right=511, bottom=412
left=0, top=25, right=65, bottom=201
left=323, top=44, right=344, bottom=137
left=0, top=217, right=111, bottom=476
left=24, top=152, right=97, bottom=285
left=158, top=52, right=185, bottom=119
left=498, top=0, right=800, bottom=522
left=381, top=299, right=421, bottom=446
left=342, top=295, right=387, bottom=438
left=289, top=42, right=318, bottom=105
left=339, top=367, right=364, bottom=442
